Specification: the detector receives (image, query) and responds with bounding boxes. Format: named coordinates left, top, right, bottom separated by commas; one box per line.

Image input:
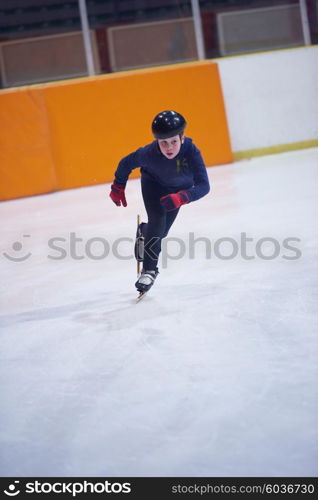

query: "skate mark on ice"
left=0, top=298, right=109, bottom=327
left=72, top=300, right=178, bottom=332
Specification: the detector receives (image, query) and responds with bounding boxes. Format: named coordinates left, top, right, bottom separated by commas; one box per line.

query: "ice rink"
left=1, top=147, right=317, bottom=477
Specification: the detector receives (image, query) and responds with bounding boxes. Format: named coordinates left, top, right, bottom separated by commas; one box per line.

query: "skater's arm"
left=110, top=148, right=145, bottom=207
left=113, top=149, right=144, bottom=186
left=185, top=149, right=210, bottom=202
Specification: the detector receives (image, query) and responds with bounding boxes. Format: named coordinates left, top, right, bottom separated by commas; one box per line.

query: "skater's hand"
left=110, top=183, right=127, bottom=207
left=160, top=190, right=189, bottom=211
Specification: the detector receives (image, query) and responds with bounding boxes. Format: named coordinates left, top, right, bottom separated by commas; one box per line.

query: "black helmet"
left=152, top=110, right=186, bottom=139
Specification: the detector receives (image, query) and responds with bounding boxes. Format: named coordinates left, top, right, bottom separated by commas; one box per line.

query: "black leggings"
left=141, top=177, right=180, bottom=271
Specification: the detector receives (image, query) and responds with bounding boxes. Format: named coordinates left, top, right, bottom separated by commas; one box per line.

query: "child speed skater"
left=109, top=110, right=210, bottom=293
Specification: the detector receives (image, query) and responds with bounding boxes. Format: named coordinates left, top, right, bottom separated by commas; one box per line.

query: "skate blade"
left=136, top=291, right=147, bottom=303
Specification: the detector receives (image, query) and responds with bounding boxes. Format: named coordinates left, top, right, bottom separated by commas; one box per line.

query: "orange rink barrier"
left=0, top=61, right=233, bottom=201
left=0, top=89, right=58, bottom=200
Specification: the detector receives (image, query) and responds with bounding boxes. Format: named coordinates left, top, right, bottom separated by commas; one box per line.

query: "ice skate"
left=135, top=269, right=159, bottom=293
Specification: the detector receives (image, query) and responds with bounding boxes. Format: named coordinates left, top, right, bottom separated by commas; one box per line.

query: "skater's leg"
left=162, top=209, right=179, bottom=238
left=141, top=178, right=179, bottom=271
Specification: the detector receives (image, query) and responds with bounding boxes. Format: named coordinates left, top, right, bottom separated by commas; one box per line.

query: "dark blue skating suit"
left=113, top=137, right=210, bottom=271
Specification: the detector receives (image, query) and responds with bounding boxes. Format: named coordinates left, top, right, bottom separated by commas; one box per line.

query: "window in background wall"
left=107, top=17, right=197, bottom=72
left=86, top=0, right=195, bottom=74
left=0, top=30, right=100, bottom=87
left=217, top=3, right=304, bottom=55
left=199, top=0, right=317, bottom=58
left=0, top=0, right=86, bottom=87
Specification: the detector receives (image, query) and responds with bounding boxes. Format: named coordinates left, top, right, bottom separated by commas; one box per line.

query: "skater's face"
left=157, top=134, right=184, bottom=159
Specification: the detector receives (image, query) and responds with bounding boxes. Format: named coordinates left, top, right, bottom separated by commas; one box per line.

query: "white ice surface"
left=0, top=148, right=317, bottom=477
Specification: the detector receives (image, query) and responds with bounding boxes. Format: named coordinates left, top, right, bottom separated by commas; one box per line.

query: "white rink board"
left=217, top=46, right=318, bottom=151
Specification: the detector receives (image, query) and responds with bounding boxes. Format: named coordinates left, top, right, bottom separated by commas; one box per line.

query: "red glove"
left=110, top=183, right=127, bottom=207
left=160, top=190, right=190, bottom=211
